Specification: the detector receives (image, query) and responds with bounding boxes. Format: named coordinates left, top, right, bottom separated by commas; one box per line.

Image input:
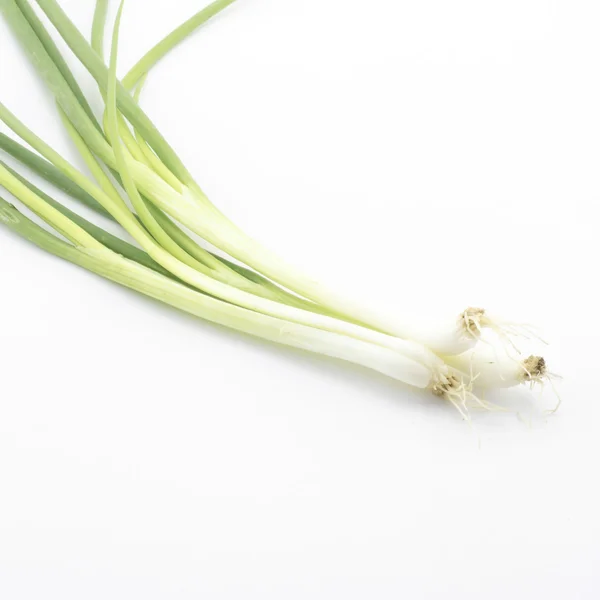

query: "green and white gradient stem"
left=0, top=195, right=434, bottom=389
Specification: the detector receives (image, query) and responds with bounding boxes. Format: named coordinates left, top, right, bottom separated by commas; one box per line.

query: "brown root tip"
left=465, top=307, right=485, bottom=319
left=431, top=386, right=446, bottom=398
left=431, top=374, right=461, bottom=397
left=522, top=355, right=547, bottom=381
left=459, top=307, right=486, bottom=338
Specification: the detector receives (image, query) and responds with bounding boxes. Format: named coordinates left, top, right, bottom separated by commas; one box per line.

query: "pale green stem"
left=3, top=0, right=113, bottom=165
left=89, top=1, right=247, bottom=283
left=0, top=132, right=110, bottom=217
left=122, top=0, right=238, bottom=90
left=91, top=0, right=108, bottom=61
left=6, top=0, right=406, bottom=338
left=104, top=2, right=247, bottom=281
left=0, top=196, right=433, bottom=390
left=0, top=158, right=174, bottom=277
left=57, top=107, right=130, bottom=214
left=14, top=0, right=101, bottom=131
left=0, top=132, right=317, bottom=309
left=0, top=162, right=104, bottom=249
left=0, top=198, right=433, bottom=389
left=0, top=103, right=430, bottom=360
left=34, top=0, right=194, bottom=183
left=131, top=76, right=183, bottom=191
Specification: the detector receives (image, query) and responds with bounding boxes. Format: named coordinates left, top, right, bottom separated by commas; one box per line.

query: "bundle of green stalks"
left=0, top=0, right=558, bottom=419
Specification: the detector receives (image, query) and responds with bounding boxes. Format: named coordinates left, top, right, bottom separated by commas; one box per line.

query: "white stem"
left=78, top=248, right=435, bottom=387
left=445, top=346, right=547, bottom=389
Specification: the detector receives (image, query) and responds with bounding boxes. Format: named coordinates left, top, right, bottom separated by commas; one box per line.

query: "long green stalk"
left=3, top=1, right=317, bottom=311
left=92, top=5, right=243, bottom=282
left=88, top=3, right=335, bottom=312
left=109, top=3, right=329, bottom=313
left=0, top=132, right=109, bottom=216
left=0, top=119, right=435, bottom=368
left=91, top=0, right=108, bottom=60
left=122, top=0, right=238, bottom=90
left=2, top=0, right=113, bottom=165
left=0, top=148, right=316, bottom=300
left=0, top=132, right=323, bottom=311
left=0, top=195, right=433, bottom=388
left=130, top=76, right=183, bottom=191
left=33, top=0, right=193, bottom=183
left=0, top=161, right=103, bottom=249
left=103, top=2, right=248, bottom=284
left=3, top=0, right=405, bottom=337
left=88, top=2, right=268, bottom=290
left=14, top=0, right=102, bottom=131
left=0, top=158, right=173, bottom=277
left=0, top=104, right=363, bottom=345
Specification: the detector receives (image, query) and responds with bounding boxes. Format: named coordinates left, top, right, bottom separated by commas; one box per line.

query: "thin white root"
left=516, top=356, right=562, bottom=414
left=431, top=371, right=506, bottom=421
left=453, top=349, right=562, bottom=417
left=459, top=307, right=548, bottom=354
left=543, top=371, right=563, bottom=415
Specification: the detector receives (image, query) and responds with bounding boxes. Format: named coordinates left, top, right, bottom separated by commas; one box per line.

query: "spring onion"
left=0, top=0, right=556, bottom=419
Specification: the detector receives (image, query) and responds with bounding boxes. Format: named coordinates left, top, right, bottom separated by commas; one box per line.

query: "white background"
left=1, top=0, right=599, bottom=597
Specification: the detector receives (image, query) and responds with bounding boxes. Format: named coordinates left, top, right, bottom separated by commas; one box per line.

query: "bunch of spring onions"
left=0, top=0, right=558, bottom=419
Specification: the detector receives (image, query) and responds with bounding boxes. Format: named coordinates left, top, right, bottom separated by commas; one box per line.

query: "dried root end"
left=517, top=355, right=562, bottom=414
left=458, top=307, right=547, bottom=354
left=431, top=372, right=504, bottom=421
left=459, top=307, right=486, bottom=340
left=520, top=355, right=547, bottom=384
left=431, top=373, right=471, bottom=421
